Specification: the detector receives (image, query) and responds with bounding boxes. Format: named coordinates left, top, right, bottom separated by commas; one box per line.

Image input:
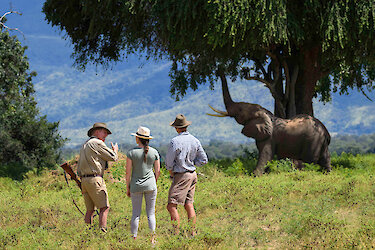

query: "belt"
left=174, top=170, right=195, bottom=174
left=81, top=174, right=103, bottom=178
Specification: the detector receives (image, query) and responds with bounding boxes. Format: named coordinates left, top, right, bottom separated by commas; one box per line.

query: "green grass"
left=1, top=154, right=375, bottom=248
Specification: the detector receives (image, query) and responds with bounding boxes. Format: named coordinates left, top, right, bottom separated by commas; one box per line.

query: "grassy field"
left=1, top=153, right=375, bottom=249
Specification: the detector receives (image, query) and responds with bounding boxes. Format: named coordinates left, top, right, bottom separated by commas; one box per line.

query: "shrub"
left=331, top=152, right=368, bottom=170
left=224, top=158, right=246, bottom=176
left=266, top=159, right=296, bottom=173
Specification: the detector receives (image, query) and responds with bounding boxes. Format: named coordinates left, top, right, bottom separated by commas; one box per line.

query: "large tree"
left=0, top=13, right=65, bottom=178
left=43, top=0, right=375, bottom=118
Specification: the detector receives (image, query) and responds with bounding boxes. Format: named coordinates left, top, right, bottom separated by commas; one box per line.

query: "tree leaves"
left=0, top=30, right=66, bottom=177
left=42, top=0, right=375, bottom=114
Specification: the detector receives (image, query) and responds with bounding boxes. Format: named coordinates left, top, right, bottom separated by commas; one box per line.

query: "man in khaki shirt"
left=77, top=122, right=118, bottom=233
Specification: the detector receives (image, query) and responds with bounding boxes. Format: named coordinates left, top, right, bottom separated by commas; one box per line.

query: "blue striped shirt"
left=165, top=132, right=208, bottom=173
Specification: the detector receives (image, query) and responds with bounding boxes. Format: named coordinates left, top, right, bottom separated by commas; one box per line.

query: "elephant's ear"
left=241, top=113, right=272, bottom=141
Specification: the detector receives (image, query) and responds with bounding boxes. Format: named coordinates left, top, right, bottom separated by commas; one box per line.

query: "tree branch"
left=255, top=59, right=268, bottom=80
left=272, top=61, right=281, bottom=83
left=0, top=11, right=24, bottom=37
left=359, top=87, right=373, bottom=101
left=244, top=75, right=286, bottom=117
left=266, top=50, right=282, bottom=89
left=244, top=76, right=272, bottom=87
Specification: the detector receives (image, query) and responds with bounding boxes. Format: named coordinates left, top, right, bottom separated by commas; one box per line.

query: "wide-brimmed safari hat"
left=131, top=126, right=154, bottom=139
left=87, top=122, right=112, bottom=137
left=170, top=114, right=191, bottom=128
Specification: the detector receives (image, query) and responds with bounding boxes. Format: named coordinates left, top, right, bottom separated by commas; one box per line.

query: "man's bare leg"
left=84, top=210, right=95, bottom=224
left=167, top=203, right=180, bottom=235
left=184, top=203, right=196, bottom=236
left=99, top=206, right=110, bottom=231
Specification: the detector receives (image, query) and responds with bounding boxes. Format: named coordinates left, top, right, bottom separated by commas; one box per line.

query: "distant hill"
left=6, top=0, right=375, bottom=147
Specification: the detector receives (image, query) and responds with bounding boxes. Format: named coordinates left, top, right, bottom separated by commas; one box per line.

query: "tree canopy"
left=0, top=17, right=65, bottom=179
left=43, top=0, right=375, bottom=117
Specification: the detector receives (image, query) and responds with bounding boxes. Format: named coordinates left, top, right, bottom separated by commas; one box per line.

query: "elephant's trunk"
left=206, top=70, right=233, bottom=118
left=218, top=70, right=234, bottom=110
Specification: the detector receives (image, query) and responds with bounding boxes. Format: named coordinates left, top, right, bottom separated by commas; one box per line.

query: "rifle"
left=60, top=162, right=81, bottom=190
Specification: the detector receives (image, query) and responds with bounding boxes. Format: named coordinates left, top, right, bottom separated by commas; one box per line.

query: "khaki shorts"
left=168, top=171, right=197, bottom=205
left=81, top=176, right=109, bottom=210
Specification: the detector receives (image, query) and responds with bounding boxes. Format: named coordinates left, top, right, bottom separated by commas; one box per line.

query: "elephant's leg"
left=292, top=159, right=304, bottom=170
left=254, top=140, right=273, bottom=176
left=318, top=145, right=331, bottom=172
left=300, top=137, right=323, bottom=164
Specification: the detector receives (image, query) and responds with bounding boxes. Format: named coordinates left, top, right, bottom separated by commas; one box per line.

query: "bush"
left=0, top=162, right=31, bottom=181
left=209, top=148, right=258, bottom=176
left=266, top=159, right=296, bottom=173
left=331, top=152, right=370, bottom=170
left=224, top=158, right=246, bottom=176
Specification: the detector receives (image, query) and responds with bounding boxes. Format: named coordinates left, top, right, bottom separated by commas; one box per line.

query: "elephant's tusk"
left=206, top=113, right=228, bottom=117
left=208, top=104, right=228, bottom=116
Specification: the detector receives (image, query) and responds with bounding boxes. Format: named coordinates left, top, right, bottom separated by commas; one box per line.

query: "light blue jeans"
left=130, top=189, right=157, bottom=237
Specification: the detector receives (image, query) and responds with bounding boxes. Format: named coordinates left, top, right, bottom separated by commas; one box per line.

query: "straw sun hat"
left=131, top=126, right=154, bottom=139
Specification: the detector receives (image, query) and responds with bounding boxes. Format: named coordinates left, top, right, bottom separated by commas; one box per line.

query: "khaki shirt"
left=77, top=137, right=118, bottom=176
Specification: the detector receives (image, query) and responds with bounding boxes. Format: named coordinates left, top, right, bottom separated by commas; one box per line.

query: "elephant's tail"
left=323, top=128, right=331, bottom=147
left=313, top=116, right=331, bottom=146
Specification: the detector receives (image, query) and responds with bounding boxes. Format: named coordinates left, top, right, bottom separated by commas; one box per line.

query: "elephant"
left=208, top=74, right=331, bottom=176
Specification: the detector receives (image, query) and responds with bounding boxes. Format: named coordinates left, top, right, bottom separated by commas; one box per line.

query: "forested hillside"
left=330, top=134, right=375, bottom=155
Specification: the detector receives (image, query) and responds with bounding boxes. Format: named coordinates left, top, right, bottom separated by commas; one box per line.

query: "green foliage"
left=0, top=162, right=29, bottom=181
left=209, top=148, right=258, bottom=176
left=266, top=160, right=323, bottom=173
left=205, top=140, right=256, bottom=160
left=0, top=30, right=65, bottom=179
left=331, top=152, right=372, bottom=170
left=266, top=159, right=296, bottom=174
left=223, top=158, right=246, bottom=176
left=303, top=162, right=322, bottom=172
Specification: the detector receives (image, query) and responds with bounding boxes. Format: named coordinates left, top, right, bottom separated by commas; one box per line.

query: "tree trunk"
left=295, top=71, right=315, bottom=116
left=295, top=46, right=322, bottom=116
left=286, top=63, right=298, bottom=118
left=275, top=46, right=321, bottom=117
left=274, top=66, right=284, bottom=118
